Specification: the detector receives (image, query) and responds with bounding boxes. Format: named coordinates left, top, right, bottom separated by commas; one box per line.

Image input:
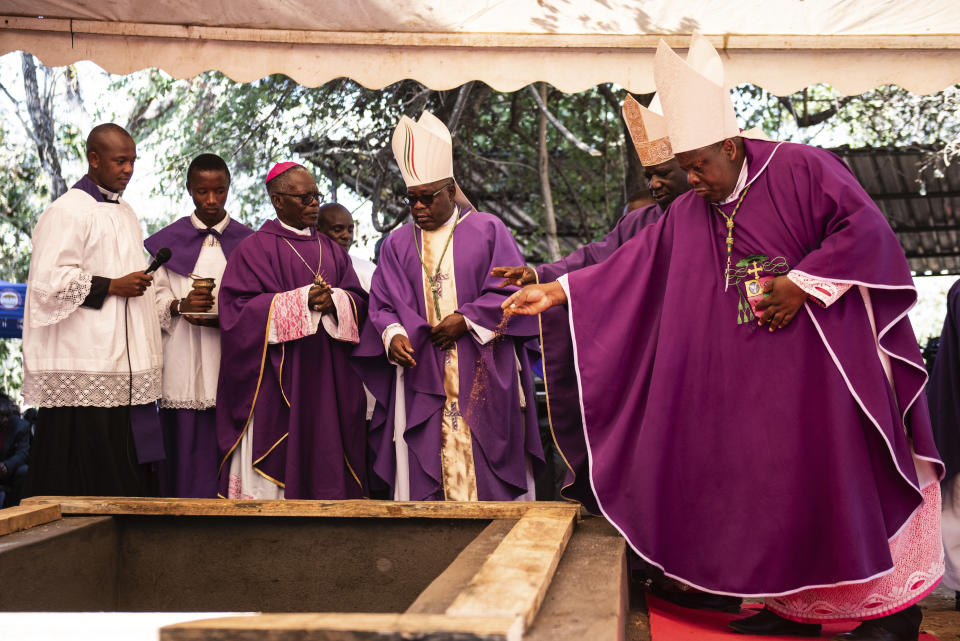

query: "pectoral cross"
left=429, top=272, right=450, bottom=319
left=747, top=261, right=763, bottom=279
left=444, top=400, right=462, bottom=431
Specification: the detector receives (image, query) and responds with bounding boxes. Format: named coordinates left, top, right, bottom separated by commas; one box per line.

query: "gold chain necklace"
left=712, top=183, right=751, bottom=292
left=282, top=237, right=326, bottom=285
left=414, top=211, right=461, bottom=319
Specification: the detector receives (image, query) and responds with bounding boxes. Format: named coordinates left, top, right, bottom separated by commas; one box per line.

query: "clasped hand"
left=308, top=283, right=335, bottom=315
left=754, top=276, right=807, bottom=332
left=430, top=312, right=468, bottom=350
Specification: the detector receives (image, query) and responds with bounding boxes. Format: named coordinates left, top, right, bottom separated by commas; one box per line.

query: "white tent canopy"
left=2, top=0, right=959, bottom=95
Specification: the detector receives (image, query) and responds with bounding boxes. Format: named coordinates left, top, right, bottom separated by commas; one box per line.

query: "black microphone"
left=145, top=247, right=172, bottom=274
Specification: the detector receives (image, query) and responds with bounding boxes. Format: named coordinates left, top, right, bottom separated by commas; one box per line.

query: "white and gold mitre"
left=622, top=94, right=673, bottom=167
left=654, top=34, right=742, bottom=154
left=391, top=110, right=454, bottom=187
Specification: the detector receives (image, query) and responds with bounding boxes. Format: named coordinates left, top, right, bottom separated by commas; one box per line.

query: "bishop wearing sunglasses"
left=354, top=111, right=543, bottom=503
left=215, top=161, right=369, bottom=501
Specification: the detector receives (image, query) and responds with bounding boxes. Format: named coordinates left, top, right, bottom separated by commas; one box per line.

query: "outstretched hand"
left=754, top=276, right=807, bottom=332
left=491, top=266, right=536, bottom=288
left=501, top=281, right=567, bottom=316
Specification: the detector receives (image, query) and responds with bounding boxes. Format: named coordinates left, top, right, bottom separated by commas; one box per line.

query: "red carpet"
left=646, top=595, right=940, bottom=640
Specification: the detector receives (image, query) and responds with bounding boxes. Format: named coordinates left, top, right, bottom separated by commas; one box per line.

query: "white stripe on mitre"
left=390, top=110, right=454, bottom=188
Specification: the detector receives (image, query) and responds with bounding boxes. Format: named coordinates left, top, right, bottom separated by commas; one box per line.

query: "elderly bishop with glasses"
left=354, top=111, right=543, bottom=502
left=216, top=162, right=369, bottom=500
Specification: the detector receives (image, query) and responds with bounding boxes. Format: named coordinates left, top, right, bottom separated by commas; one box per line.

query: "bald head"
left=317, top=202, right=355, bottom=250
left=86, top=123, right=136, bottom=192
left=86, top=123, right=133, bottom=157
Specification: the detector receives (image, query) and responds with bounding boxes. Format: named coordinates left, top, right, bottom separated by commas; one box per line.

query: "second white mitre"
left=390, top=110, right=454, bottom=188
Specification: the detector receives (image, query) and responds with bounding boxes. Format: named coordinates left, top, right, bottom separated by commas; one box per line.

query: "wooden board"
left=12, top=499, right=587, bottom=639
left=160, top=613, right=521, bottom=641
left=21, top=496, right=581, bottom=520
left=445, top=507, right=576, bottom=632
left=406, top=519, right=517, bottom=614
left=0, top=503, right=61, bottom=536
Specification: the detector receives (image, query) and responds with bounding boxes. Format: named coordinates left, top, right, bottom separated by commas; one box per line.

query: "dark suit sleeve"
left=81, top=275, right=111, bottom=309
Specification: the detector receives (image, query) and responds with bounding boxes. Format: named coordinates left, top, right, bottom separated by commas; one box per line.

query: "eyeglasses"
left=404, top=184, right=452, bottom=207
left=274, top=191, right=321, bottom=206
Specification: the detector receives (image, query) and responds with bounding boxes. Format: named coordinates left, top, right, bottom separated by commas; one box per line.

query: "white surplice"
left=23, top=186, right=161, bottom=407
left=153, top=212, right=231, bottom=409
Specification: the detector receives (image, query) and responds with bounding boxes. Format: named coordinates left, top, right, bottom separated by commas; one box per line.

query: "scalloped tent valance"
left=2, top=0, right=959, bottom=95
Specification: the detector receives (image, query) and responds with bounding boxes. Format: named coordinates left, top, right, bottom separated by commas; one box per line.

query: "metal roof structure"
left=834, top=145, right=960, bottom=276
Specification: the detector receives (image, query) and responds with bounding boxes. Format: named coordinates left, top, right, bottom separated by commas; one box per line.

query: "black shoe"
left=955, top=590, right=959, bottom=612
left=833, top=604, right=921, bottom=641
left=833, top=621, right=918, bottom=641
left=729, top=608, right=822, bottom=637
left=652, top=587, right=743, bottom=613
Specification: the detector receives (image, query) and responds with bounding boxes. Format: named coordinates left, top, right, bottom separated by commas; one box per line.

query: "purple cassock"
left=928, top=279, right=960, bottom=483
left=216, top=219, right=368, bottom=499
left=354, top=208, right=544, bottom=500
left=536, top=204, right=665, bottom=513
left=557, top=138, right=943, bottom=596
left=145, top=216, right=254, bottom=498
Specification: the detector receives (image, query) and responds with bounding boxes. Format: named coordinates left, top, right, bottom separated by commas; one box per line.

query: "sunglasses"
left=404, top=183, right=452, bottom=207
left=274, top=191, right=321, bottom=206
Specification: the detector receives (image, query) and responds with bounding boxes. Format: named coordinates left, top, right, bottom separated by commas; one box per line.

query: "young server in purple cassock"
left=216, top=162, right=368, bottom=500
left=354, top=111, right=543, bottom=502
left=144, top=154, right=253, bottom=498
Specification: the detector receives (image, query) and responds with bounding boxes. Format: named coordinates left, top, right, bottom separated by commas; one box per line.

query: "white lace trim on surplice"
left=23, top=367, right=162, bottom=407
left=30, top=271, right=93, bottom=327
left=157, top=292, right=175, bottom=332
left=159, top=397, right=216, bottom=410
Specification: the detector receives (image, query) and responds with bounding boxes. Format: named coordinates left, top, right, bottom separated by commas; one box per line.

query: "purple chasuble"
left=929, top=279, right=960, bottom=483
left=216, top=219, right=368, bottom=499
left=564, top=139, right=942, bottom=596
left=145, top=215, right=253, bottom=276
left=354, top=209, right=544, bottom=500
left=537, top=204, right=666, bottom=513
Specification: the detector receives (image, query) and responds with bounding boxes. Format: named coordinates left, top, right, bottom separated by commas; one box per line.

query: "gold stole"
left=419, top=217, right=478, bottom=501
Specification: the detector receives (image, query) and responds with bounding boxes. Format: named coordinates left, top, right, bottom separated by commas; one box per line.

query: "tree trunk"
left=537, top=83, right=561, bottom=262
left=21, top=53, right=67, bottom=199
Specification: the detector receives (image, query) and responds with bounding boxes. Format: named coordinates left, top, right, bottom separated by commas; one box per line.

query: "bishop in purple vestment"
left=503, top=37, right=944, bottom=641
left=217, top=163, right=368, bottom=500
left=354, top=110, right=542, bottom=502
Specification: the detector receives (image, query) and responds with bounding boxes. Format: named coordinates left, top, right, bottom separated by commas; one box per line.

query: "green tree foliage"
left=117, top=73, right=640, bottom=260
